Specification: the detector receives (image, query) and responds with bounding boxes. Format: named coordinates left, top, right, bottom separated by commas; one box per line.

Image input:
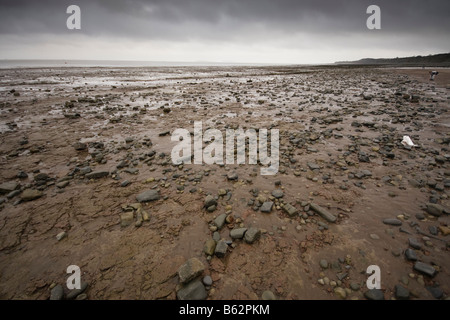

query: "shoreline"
left=0, top=65, right=448, bottom=300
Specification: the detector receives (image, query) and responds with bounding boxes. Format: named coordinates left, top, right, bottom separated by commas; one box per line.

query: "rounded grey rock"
left=319, top=259, right=328, bottom=269
left=177, top=280, right=207, bottom=300
left=244, top=227, right=261, bottom=244
left=136, top=190, right=160, bottom=202
left=271, top=190, right=284, bottom=198
left=395, top=284, right=410, bottom=300
left=405, top=248, right=418, bottom=261
left=212, top=231, right=221, bottom=242
left=230, top=228, right=247, bottom=239
left=202, top=276, right=213, bottom=286
left=364, top=289, right=385, bottom=300
left=382, top=218, right=402, bottom=226
left=50, top=284, right=64, bottom=300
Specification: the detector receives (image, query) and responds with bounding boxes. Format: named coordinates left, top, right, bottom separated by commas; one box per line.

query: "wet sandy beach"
left=0, top=65, right=449, bottom=300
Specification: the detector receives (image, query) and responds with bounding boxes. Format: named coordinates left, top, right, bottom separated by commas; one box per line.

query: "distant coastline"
left=335, top=52, right=450, bottom=67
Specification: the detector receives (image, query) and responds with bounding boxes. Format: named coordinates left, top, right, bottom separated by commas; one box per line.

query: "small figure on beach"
left=429, top=71, right=439, bottom=81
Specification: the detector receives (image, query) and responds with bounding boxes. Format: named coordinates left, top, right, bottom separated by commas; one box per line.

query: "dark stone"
left=394, top=284, right=410, bottom=300
left=386, top=152, right=395, bottom=159
left=66, top=282, right=88, bottom=300
left=177, top=280, right=207, bottom=300
left=425, top=203, right=446, bottom=217
left=120, top=180, right=130, bottom=187
left=399, top=227, right=411, bottom=234
left=124, top=168, right=138, bottom=174
left=414, top=262, right=437, bottom=277
left=364, top=289, right=385, bottom=300
left=428, top=226, right=438, bottom=236
left=214, top=214, right=227, bottom=230
left=79, top=166, right=92, bottom=175
left=404, top=249, right=418, bottom=261
left=214, top=240, right=228, bottom=258
left=429, top=196, right=439, bottom=204
left=64, top=113, right=81, bottom=119
left=271, top=190, right=284, bottom=198
left=136, top=190, right=160, bottom=202
left=408, top=238, right=422, bottom=250
left=6, top=190, right=21, bottom=199
left=260, top=201, right=274, bottom=213
left=362, top=169, right=373, bottom=177
left=230, top=228, right=247, bottom=239
left=415, top=213, right=425, bottom=220
left=382, top=218, right=402, bottom=226
left=73, top=142, right=87, bottom=150
left=426, top=286, right=443, bottom=299
left=50, top=284, right=64, bottom=300
left=350, top=283, right=360, bottom=291
left=16, top=171, right=28, bottom=179
left=307, top=162, right=320, bottom=170
left=204, top=195, right=217, bottom=208
left=116, top=160, right=128, bottom=169
left=85, top=171, right=109, bottom=179
left=244, top=227, right=261, bottom=244
left=310, top=203, right=336, bottom=223
left=337, top=273, right=348, bottom=281
left=318, top=222, right=329, bottom=230
left=89, top=141, right=104, bottom=149
left=358, top=153, right=370, bottom=163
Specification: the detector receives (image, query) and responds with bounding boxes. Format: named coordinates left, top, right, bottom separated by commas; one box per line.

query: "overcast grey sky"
left=0, top=0, right=449, bottom=64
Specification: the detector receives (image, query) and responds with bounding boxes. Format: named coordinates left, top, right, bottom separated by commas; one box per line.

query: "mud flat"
left=0, top=65, right=449, bottom=300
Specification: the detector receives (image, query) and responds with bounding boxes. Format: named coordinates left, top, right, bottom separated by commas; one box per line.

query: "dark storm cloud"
left=1, top=0, right=449, bottom=40
left=0, top=0, right=448, bottom=63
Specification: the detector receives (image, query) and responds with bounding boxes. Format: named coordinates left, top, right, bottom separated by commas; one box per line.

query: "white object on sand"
left=401, top=135, right=417, bottom=147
